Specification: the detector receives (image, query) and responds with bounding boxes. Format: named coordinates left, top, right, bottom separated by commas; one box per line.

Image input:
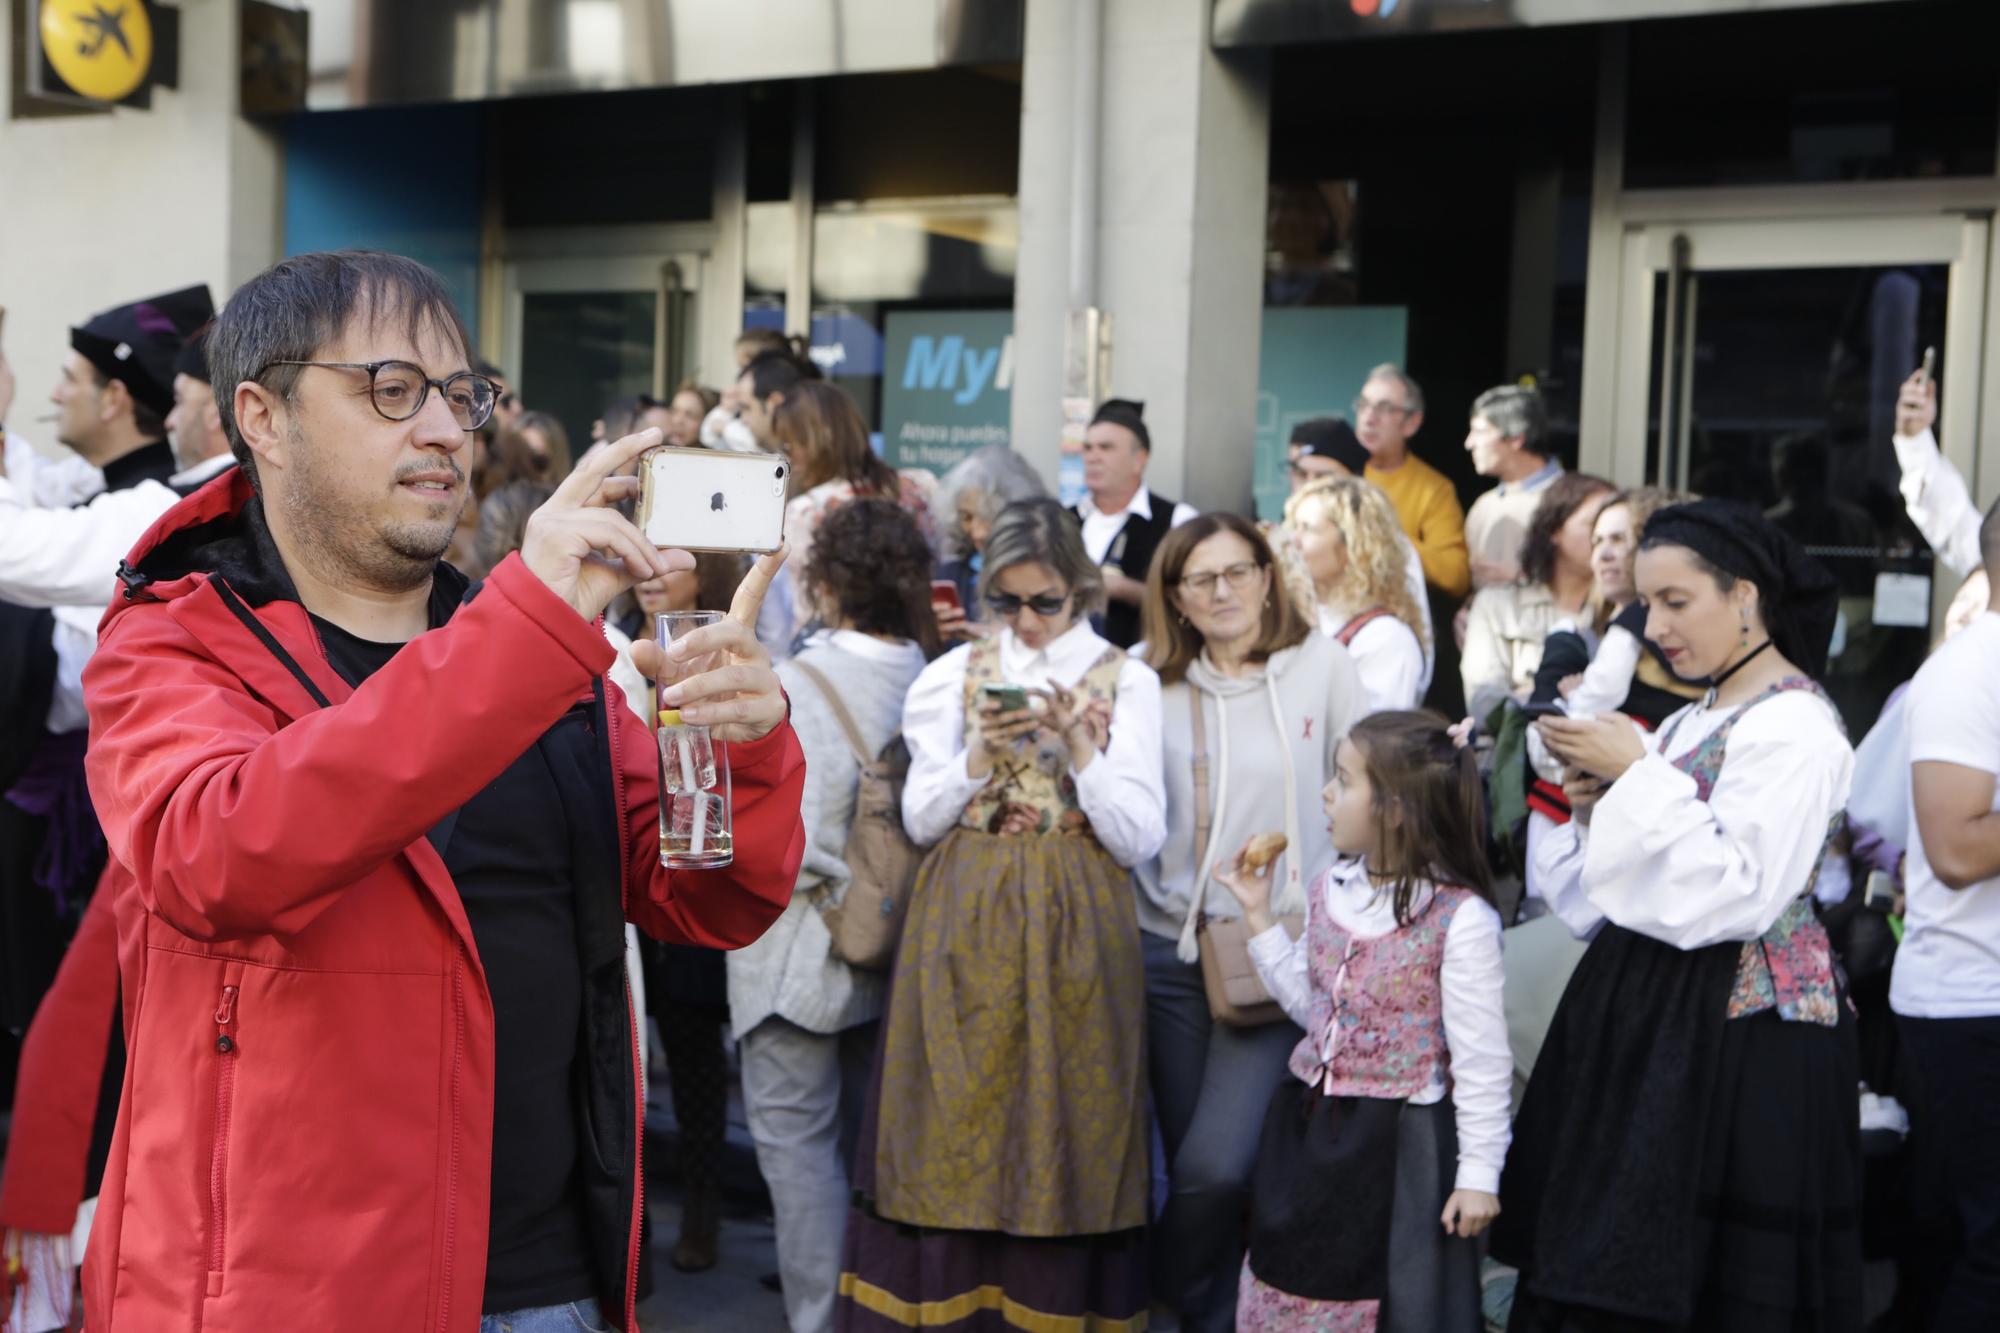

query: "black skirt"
left=1243, top=1082, right=1481, bottom=1331
left=1496, top=924, right=1862, bottom=1332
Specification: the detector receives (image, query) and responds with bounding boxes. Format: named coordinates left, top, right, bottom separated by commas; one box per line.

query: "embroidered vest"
left=1285, top=870, right=1473, bottom=1097
left=958, top=635, right=1126, bottom=836
left=1655, top=677, right=1845, bottom=1027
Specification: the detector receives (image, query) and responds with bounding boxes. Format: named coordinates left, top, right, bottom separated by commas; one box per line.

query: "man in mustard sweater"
left=1355, top=363, right=1470, bottom=601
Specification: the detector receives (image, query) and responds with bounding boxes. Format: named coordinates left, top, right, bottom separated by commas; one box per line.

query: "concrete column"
left=0, top=2, right=282, bottom=446
left=1012, top=0, right=1271, bottom=511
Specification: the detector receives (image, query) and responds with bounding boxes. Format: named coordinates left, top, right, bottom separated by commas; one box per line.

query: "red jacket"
left=78, top=471, right=806, bottom=1332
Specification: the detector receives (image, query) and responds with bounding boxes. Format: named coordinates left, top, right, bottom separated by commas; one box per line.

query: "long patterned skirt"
left=833, top=827, right=1151, bottom=1332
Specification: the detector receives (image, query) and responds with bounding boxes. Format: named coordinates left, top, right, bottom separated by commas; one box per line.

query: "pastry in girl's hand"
left=1241, top=832, right=1289, bottom=873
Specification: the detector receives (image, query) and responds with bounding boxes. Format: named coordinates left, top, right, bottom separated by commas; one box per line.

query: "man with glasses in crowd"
left=1353, top=363, right=1470, bottom=602
left=76, top=251, right=806, bottom=1332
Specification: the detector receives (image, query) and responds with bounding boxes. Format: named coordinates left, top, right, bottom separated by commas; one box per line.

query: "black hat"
left=1641, top=499, right=1842, bottom=679
left=173, top=321, right=214, bottom=385
left=1289, top=416, right=1370, bottom=475
left=1091, top=397, right=1150, bottom=450
left=70, top=285, right=215, bottom=417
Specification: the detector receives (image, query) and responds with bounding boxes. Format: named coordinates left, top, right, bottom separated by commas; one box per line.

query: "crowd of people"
left=0, top=248, right=1997, bottom=1333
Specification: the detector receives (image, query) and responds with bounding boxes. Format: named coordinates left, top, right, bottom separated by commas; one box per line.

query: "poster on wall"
left=880, top=310, right=1014, bottom=474
left=1254, top=306, right=1409, bottom=521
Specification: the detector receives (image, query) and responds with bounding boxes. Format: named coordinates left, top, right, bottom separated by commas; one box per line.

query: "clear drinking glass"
left=656, top=610, right=732, bottom=869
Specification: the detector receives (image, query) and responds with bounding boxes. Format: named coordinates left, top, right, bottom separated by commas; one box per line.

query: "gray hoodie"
left=1134, top=631, right=1364, bottom=956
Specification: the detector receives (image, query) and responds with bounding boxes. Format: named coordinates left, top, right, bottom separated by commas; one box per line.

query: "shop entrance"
left=501, top=247, right=709, bottom=450
left=1601, top=211, right=1992, bottom=732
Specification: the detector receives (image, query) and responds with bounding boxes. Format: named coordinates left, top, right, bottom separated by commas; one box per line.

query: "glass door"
left=501, top=253, right=704, bottom=451
left=1606, top=213, right=1990, bottom=733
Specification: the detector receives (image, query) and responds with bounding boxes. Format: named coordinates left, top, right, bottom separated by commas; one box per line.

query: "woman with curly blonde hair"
left=1284, top=477, right=1430, bottom=713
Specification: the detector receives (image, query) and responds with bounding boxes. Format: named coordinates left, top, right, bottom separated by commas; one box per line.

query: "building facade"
left=3, top=0, right=1995, bottom=727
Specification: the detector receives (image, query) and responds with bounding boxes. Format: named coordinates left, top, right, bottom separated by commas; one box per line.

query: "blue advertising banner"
left=880, top=310, right=1015, bottom=474
left=1254, top=306, right=1409, bottom=520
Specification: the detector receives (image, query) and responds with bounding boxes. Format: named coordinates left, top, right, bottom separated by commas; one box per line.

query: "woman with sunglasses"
left=1133, top=513, right=1365, bottom=1333
left=833, top=498, right=1167, bottom=1333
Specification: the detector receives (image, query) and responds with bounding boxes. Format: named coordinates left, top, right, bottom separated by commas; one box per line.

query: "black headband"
left=1289, top=416, right=1369, bottom=474
left=1642, top=499, right=1840, bottom=679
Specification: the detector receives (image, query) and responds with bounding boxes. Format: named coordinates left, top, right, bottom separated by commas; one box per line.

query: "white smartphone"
left=635, top=446, right=790, bottom=553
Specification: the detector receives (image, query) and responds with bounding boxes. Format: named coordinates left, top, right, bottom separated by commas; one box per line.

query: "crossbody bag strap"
left=1189, top=683, right=1212, bottom=879
left=791, top=657, right=879, bottom=767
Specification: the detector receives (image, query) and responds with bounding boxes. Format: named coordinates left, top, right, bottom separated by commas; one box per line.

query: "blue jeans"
left=478, top=1296, right=612, bottom=1333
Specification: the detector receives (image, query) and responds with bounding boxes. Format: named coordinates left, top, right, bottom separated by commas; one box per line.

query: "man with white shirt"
left=1462, top=383, right=1563, bottom=589
left=1895, top=496, right=2000, bottom=1329
left=0, top=287, right=216, bottom=733
left=1074, top=397, right=1196, bottom=648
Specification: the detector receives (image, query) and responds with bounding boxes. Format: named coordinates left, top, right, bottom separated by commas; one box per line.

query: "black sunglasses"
left=986, top=589, right=1071, bottom=618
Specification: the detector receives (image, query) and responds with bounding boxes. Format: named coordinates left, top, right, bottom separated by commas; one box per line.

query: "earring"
left=1740, top=608, right=1751, bottom=648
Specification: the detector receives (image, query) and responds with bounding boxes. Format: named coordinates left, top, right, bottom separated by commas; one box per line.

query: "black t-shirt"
left=312, top=615, right=597, bottom=1313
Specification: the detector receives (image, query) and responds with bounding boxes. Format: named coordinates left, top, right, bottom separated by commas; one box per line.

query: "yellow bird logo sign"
left=39, top=0, right=153, bottom=103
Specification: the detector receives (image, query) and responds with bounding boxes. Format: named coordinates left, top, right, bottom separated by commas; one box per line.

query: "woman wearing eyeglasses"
left=833, top=498, right=1166, bottom=1333
left=1131, top=513, right=1365, bottom=1333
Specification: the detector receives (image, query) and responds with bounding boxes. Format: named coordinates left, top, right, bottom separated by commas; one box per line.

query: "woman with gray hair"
left=930, top=444, right=1049, bottom=638
left=833, top=497, right=1167, bottom=1333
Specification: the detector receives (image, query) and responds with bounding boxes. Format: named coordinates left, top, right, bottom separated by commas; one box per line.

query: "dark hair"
left=86, top=361, right=167, bottom=441
left=1983, top=495, right=2000, bottom=575
left=804, top=499, right=942, bottom=658
left=1141, top=513, right=1309, bottom=686
left=469, top=481, right=552, bottom=580
left=1519, top=472, right=1615, bottom=587
left=740, top=350, right=817, bottom=402
left=734, top=327, right=805, bottom=366
left=687, top=553, right=749, bottom=612
left=599, top=394, right=646, bottom=443
left=1345, top=710, right=1497, bottom=925
left=772, top=380, right=898, bottom=497
left=208, top=251, right=473, bottom=493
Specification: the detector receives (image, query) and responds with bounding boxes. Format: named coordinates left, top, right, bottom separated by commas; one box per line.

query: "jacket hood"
left=103, top=466, right=470, bottom=635
left=1185, top=639, right=1307, bottom=698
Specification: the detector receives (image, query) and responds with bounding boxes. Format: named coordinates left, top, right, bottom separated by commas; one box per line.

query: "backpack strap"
left=1335, top=607, right=1392, bottom=647
left=792, top=657, right=881, bottom=767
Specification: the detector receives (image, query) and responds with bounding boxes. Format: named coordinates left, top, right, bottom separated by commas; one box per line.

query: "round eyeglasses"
left=264, top=359, right=499, bottom=431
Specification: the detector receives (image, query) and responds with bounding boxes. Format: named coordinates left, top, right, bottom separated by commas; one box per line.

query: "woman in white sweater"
left=727, top=498, right=938, bottom=1333
left=1134, top=513, right=1365, bottom=1333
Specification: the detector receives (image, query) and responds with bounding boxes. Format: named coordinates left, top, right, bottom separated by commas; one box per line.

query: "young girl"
left=1216, top=710, right=1511, bottom=1332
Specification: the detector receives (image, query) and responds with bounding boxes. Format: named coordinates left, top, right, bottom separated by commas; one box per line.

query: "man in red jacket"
left=78, top=251, right=807, bottom=1332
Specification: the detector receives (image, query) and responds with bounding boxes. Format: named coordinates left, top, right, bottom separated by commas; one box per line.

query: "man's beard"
left=281, top=428, right=465, bottom=593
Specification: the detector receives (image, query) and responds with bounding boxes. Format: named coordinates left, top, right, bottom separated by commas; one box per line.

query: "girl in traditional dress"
left=1215, top=709, right=1511, bottom=1332
left=833, top=497, right=1166, bottom=1333
left=1496, top=498, right=1861, bottom=1332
